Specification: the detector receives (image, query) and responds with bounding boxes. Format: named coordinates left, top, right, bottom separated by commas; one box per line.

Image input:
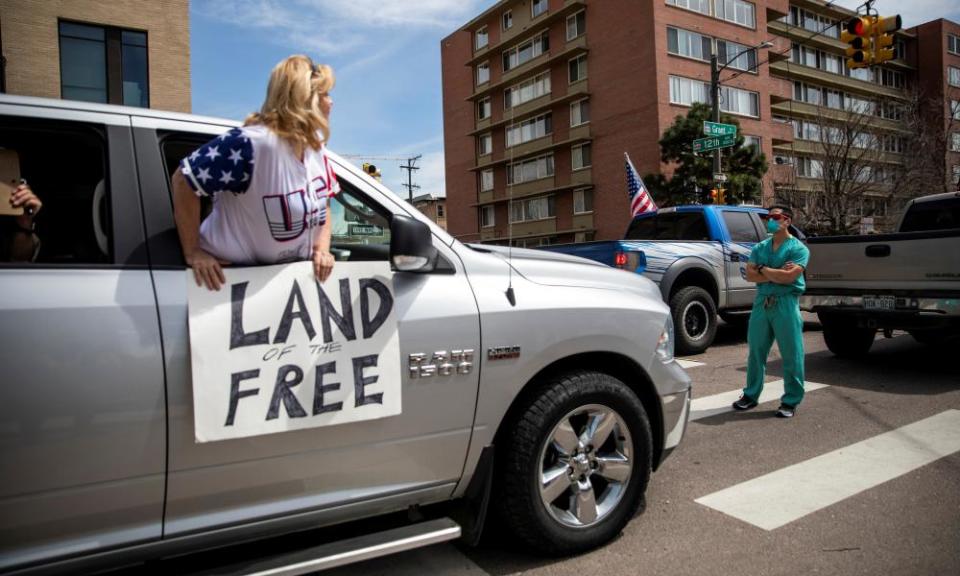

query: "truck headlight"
left=656, top=316, right=674, bottom=363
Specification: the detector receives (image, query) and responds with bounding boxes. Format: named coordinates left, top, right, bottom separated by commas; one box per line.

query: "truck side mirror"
left=390, top=214, right=438, bottom=272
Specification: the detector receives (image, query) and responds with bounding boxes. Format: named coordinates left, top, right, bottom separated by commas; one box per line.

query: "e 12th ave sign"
left=694, top=134, right=736, bottom=153
left=703, top=121, right=737, bottom=137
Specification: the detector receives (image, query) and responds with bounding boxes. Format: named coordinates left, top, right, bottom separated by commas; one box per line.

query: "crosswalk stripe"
left=689, top=380, right=830, bottom=421
left=695, top=409, right=960, bottom=530
left=676, top=359, right=704, bottom=369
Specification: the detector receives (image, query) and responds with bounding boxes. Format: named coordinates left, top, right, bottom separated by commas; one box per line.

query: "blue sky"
left=190, top=1, right=960, bottom=199
left=190, top=0, right=499, bottom=199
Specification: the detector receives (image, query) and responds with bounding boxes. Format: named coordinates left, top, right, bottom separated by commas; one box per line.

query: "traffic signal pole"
left=710, top=54, right=721, bottom=183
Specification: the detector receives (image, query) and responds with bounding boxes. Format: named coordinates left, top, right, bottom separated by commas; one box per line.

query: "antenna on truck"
left=505, top=104, right=516, bottom=306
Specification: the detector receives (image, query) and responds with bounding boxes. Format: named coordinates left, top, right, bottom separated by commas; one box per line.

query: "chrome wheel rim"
left=537, top=404, right=633, bottom=528
left=683, top=300, right=709, bottom=340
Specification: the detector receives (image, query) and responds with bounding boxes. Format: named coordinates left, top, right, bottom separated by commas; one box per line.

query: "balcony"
left=769, top=60, right=906, bottom=101
left=772, top=139, right=905, bottom=166
left=473, top=182, right=593, bottom=206
left=769, top=100, right=909, bottom=134
left=470, top=131, right=592, bottom=172
left=465, top=0, right=587, bottom=67
left=468, top=81, right=590, bottom=136
left=468, top=35, right=589, bottom=102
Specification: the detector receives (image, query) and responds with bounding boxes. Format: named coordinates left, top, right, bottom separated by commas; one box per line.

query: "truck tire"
left=820, top=314, right=875, bottom=357
left=670, top=286, right=717, bottom=355
left=496, top=371, right=652, bottom=556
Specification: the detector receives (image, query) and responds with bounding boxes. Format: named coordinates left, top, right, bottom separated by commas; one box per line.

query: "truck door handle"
left=865, top=245, right=891, bottom=258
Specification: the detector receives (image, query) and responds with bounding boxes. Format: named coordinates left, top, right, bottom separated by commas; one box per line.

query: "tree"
left=645, top=103, right=768, bottom=207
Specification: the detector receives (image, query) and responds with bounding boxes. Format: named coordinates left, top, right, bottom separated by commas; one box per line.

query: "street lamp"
left=710, top=40, right=775, bottom=183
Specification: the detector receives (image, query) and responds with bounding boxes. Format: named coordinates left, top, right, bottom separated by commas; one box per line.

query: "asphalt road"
left=325, top=319, right=960, bottom=576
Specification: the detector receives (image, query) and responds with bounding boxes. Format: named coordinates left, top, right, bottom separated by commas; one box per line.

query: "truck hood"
left=467, top=244, right=662, bottom=301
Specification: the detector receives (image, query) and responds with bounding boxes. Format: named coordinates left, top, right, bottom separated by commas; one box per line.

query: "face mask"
left=766, top=218, right=781, bottom=234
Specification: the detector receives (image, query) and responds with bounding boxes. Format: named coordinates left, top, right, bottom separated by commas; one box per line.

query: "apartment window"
left=666, top=0, right=711, bottom=17
left=507, top=154, right=555, bottom=184
left=437, top=204, right=445, bottom=218
left=572, top=143, right=592, bottom=170
left=503, top=31, right=549, bottom=72
left=510, top=195, right=556, bottom=223
left=478, top=132, right=492, bottom=156
left=952, top=100, right=960, bottom=120
left=848, top=66, right=872, bottom=82
left=669, top=75, right=710, bottom=106
left=797, top=157, right=823, bottom=178
left=951, top=133, right=960, bottom=153
left=950, top=67, right=960, bottom=88
left=716, top=0, right=756, bottom=28
left=504, top=71, right=551, bottom=109
left=532, top=0, right=548, bottom=18
left=567, top=10, right=586, bottom=40
left=476, top=62, right=490, bottom=86
left=570, top=98, right=590, bottom=126
left=502, top=10, right=513, bottom=30
left=720, top=85, right=759, bottom=117
left=845, top=94, right=875, bottom=114
left=569, top=54, right=588, bottom=83
left=478, top=97, right=491, bottom=120
left=481, top=169, right=494, bottom=192
left=742, top=135, right=761, bottom=154
left=883, top=134, right=905, bottom=154
left=667, top=27, right=712, bottom=61
left=475, top=26, right=489, bottom=50
left=794, top=81, right=822, bottom=106
left=948, top=34, right=960, bottom=55
left=481, top=205, right=495, bottom=227
left=825, top=89, right=842, bottom=110
left=59, top=21, right=149, bottom=107
left=953, top=165, right=960, bottom=185
left=717, top=39, right=757, bottom=72
left=506, top=113, right=552, bottom=148
left=823, top=53, right=842, bottom=75
left=793, top=120, right=820, bottom=141
left=573, top=189, right=593, bottom=214
left=877, top=101, right=902, bottom=121
left=575, top=231, right=596, bottom=242
left=879, top=69, right=904, bottom=89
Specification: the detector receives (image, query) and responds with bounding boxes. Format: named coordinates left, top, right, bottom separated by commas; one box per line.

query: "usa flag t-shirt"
left=179, top=125, right=340, bottom=264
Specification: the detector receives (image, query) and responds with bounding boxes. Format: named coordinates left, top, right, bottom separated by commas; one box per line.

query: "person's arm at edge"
left=172, top=170, right=227, bottom=290
left=312, top=199, right=335, bottom=283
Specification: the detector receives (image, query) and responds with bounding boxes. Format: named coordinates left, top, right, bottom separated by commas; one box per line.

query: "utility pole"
left=710, top=52, right=722, bottom=187
left=400, top=154, right=421, bottom=202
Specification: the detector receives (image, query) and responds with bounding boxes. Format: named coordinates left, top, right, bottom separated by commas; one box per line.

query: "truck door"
left=0, top=109, right=165, bottom=571
left=720, top=209, right=761, bottom=308
left=133, top=118, right=481, bottom=540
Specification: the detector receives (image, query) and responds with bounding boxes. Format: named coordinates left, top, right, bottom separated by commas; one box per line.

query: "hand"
left=187, top=249, right=229, bottom=291
left=11, top=184, right=42, bottom=227
left=783, top=261, right=799, bottom=272
left=313, top=249, right=335, bottom=283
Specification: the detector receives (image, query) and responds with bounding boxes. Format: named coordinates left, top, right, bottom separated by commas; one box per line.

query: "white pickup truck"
left=801, top=192, right=960, bottom=356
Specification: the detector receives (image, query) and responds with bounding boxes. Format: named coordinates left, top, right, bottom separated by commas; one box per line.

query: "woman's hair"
left=245, top=55, right=335, bottom=151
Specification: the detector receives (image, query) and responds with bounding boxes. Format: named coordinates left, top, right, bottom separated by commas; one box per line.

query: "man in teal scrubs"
left=732, top=205, right=810, bottom=418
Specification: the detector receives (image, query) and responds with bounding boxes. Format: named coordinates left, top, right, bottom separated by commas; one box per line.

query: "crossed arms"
left=746, top=262, right=804, bottom=285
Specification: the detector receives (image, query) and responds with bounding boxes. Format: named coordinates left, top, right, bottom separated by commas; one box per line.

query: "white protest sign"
left=187, top=261, right=401, bottom=443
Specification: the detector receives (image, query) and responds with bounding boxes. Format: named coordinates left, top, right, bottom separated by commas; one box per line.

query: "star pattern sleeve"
left=179, top=128, right=254, bottom=198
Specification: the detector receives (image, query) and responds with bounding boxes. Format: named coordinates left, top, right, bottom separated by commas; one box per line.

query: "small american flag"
left=625, top=152, right=656, bottom=217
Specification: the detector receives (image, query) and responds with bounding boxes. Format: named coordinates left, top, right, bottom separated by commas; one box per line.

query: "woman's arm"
left=312, top=199, right=335, bottom=283
left=172, top=170, right=227, bottom=290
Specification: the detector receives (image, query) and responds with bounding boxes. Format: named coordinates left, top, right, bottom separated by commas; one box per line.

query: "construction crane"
left=339, top=154, right=423, bottom=201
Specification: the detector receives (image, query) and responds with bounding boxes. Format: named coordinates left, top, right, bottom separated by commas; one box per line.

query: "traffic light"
left=873, top=15, right=902, bottom=64
left=362, top=162, right=382, bottom=181
left=710, top=189, right=719, bottom=204
left=842, top=16, right=873, bottom=69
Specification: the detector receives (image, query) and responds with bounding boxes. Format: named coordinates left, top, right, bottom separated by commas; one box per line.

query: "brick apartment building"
left=0, top=0, right=191, bottom=113
left=441, top=0, right=957, bottom=244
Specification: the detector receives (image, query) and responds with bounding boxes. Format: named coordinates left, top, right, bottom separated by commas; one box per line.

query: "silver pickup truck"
left=0, top=95, right=691, bottom=575
left=801, top=192, right=960, bottom=356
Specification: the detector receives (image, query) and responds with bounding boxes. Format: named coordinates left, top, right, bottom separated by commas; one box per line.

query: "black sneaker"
left=775, top=404, right=796, bottom=418
left=732, top=396, right=758, bottom=411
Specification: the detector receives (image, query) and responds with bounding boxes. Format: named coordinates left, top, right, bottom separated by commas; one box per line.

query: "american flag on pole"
left=625, top=152, right=657, bottom=217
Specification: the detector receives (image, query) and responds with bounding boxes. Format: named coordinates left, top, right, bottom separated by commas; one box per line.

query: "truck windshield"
left=625, top=212, right=709, bottom=241
left=898, top=198, right=960, bottom=232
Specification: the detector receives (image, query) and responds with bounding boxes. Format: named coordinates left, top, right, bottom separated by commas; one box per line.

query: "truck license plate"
left=863, top=296, right=895, bottom=311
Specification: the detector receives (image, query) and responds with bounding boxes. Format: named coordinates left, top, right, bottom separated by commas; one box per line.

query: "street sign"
left=349, top=224, right=384, bottom=236
left=714, top=173, right=727, bottom=182
left=693, top=134, right=736, bottom=153
left=703, top=121, right=737, bottom=137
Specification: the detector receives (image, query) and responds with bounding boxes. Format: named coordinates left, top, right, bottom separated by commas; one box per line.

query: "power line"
left=399, top=154, right=422, bottom=202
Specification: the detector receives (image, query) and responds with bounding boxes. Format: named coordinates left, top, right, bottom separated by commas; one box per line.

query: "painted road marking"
left=689, top=380, right=830, bottom=421
left=677, top=359, right=705, bottom=369
left=695, top=410, right=960, bottom=530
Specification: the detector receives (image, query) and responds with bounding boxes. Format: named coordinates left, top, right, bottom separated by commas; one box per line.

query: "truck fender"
left=658, top=257, right=722, bottom=307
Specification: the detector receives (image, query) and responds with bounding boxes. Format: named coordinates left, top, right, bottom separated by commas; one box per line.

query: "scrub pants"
left=743, top=294, right=805, bottom=407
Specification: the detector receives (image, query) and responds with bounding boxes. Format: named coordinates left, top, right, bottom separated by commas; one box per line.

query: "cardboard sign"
left=0, top=149, right=24, bottom=216
left=187, top=261, right=401, bottom=443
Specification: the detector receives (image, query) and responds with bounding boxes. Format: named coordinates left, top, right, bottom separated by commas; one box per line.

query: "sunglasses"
left=760, top=213, right=789, bottom=221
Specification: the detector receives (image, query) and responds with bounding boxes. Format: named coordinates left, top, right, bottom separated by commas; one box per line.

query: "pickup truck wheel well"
left=493, top=353, right=664, bottom=472
left=668, top=268, right=718, bottom=306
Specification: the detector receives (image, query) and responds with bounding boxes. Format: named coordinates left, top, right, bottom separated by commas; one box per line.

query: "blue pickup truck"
left=545, top=205, right=804, bottom=355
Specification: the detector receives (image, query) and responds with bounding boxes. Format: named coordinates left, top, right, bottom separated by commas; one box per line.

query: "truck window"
left=625, top=216, right=656, bottom=239
left=328, top=181, right=391, bottom=261
left=657, top=212, right=709, bottom=241
left=0, top=116, right=111, bottom=265
left=722, top=211, right=761, bottom=243
left=898, top=198, right=960, bottom=232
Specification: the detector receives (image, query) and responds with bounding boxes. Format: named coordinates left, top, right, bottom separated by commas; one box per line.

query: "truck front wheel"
left=670, top=286, right=718, bottom=355
left=496, top=371, right=652, bottom=555
left=820, top=314, right=875, bottom=357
